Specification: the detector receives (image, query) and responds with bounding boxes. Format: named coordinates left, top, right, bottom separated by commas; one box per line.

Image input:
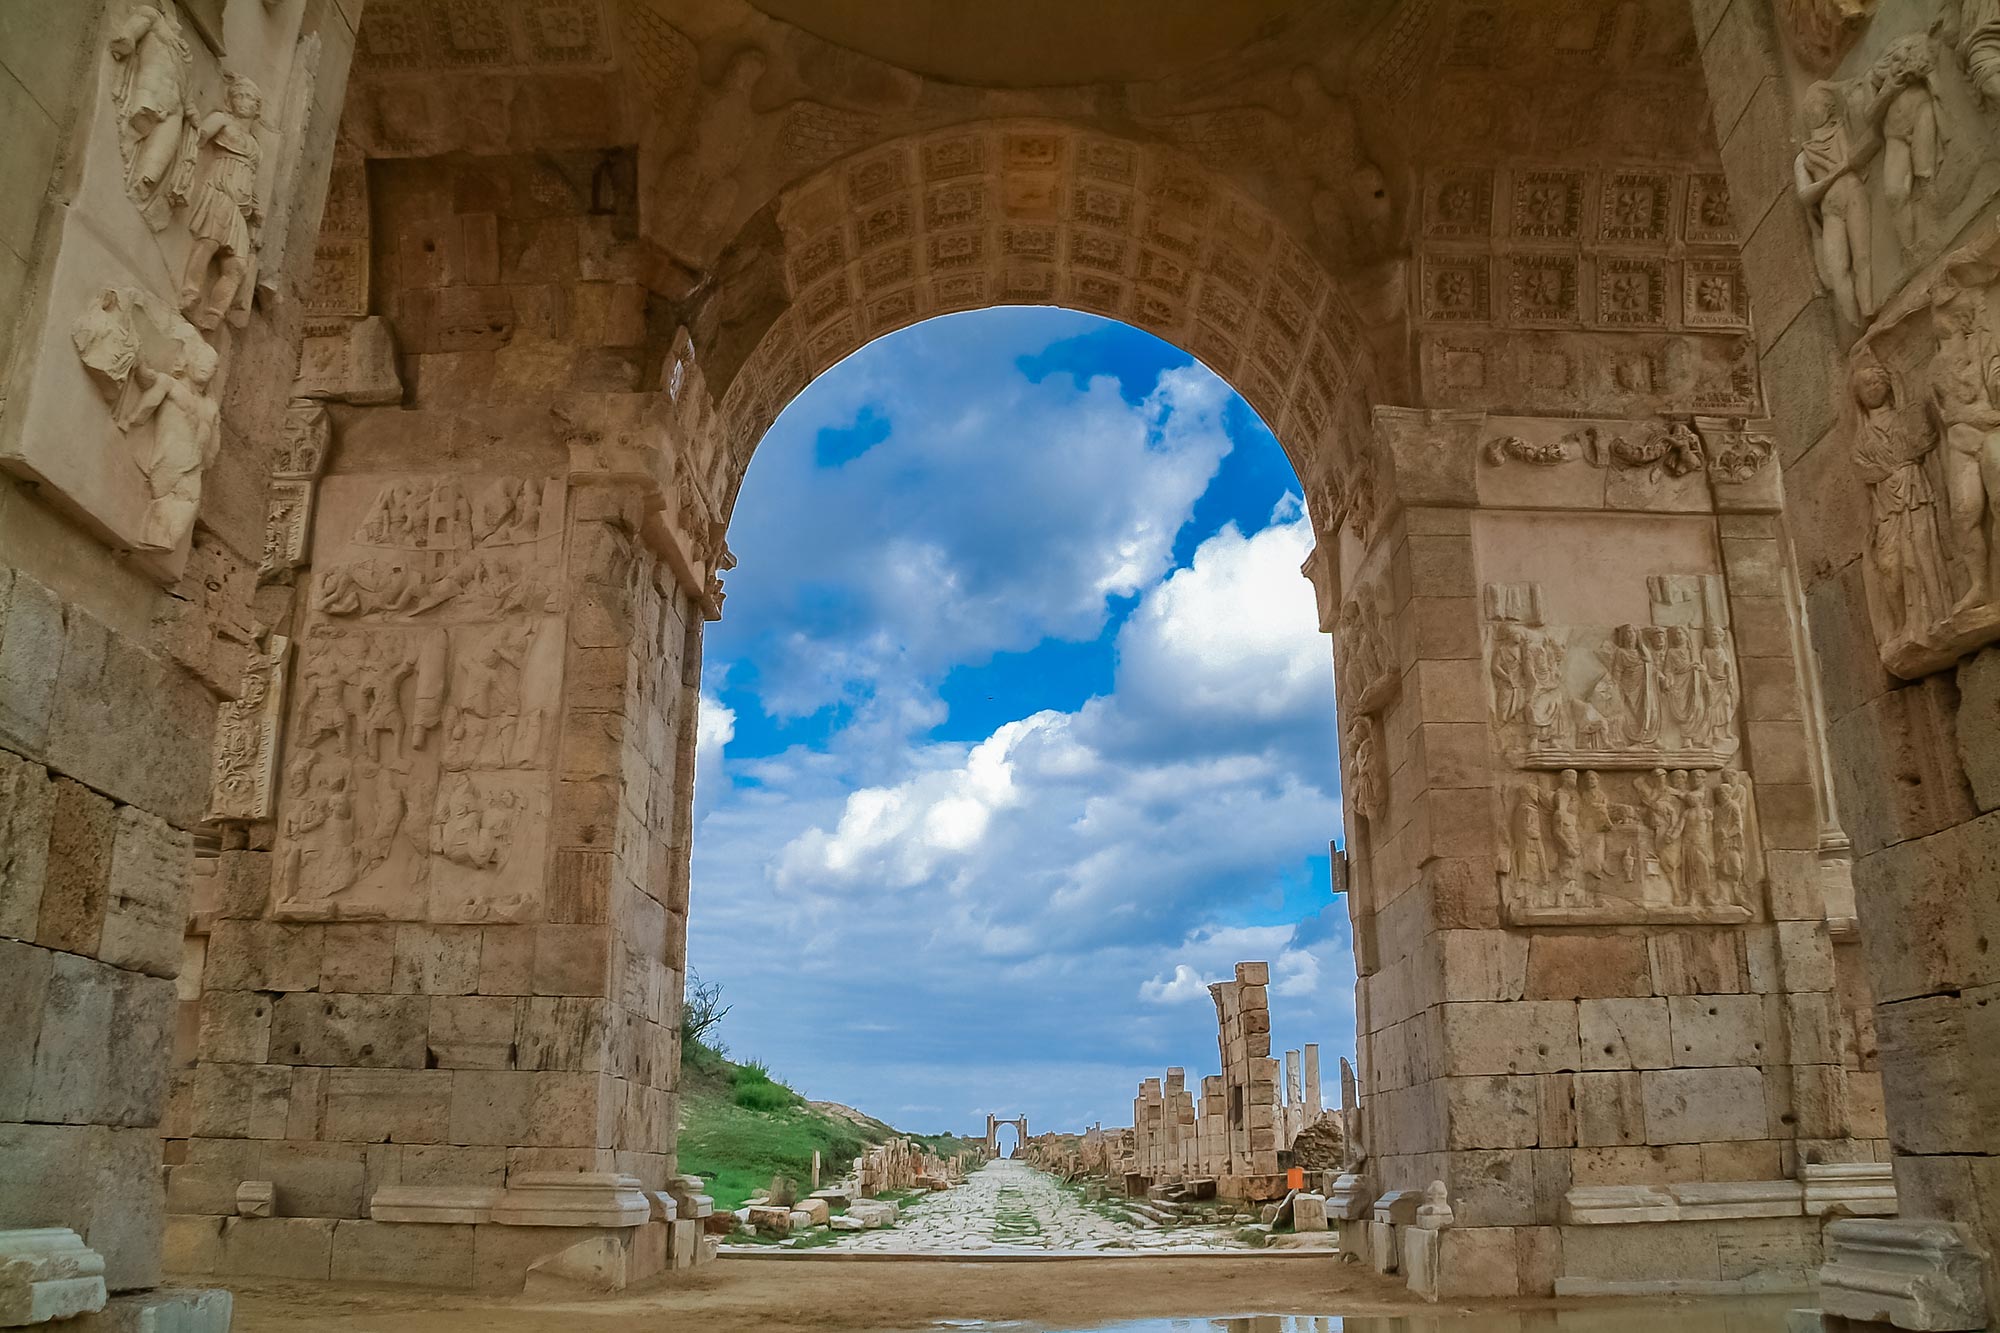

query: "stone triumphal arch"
left=3, top=0, right=2000, bottom=1326
left=985, top=1115, right=1029, bottom=1160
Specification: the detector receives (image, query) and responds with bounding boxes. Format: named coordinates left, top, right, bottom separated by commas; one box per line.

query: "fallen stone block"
left=746, top=1206, right=791, bottom=1237
left=0, top=1228, right=107, bottom=1326
left=702, top=1212, right=739, bottom=1236
left=786, top=1210, right=813, bottom=1231
left=793, top=1198, right=830, bottom=1226
left=845, top=1200, right=898, bottom=1229
left=828, top=1216, right=866, bottom=1232
left=1293, top=1192, right=1329, bottom=1233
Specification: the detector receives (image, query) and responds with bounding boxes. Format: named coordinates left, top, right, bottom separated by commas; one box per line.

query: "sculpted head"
left=1802, top=82, right=1841, bottom=130
left=1851, top=362, right=1894, bottom=411
left=225, top=73, right=263, bottom=119
left=177, top=337, right=219, bottom=388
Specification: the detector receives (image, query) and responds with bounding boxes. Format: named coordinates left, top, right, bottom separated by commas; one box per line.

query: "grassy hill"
left=675, top=1040, right=976, bottom=1211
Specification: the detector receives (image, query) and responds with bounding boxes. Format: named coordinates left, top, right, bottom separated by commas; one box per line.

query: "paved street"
left=833, top=1159, right=1250, bottom=1252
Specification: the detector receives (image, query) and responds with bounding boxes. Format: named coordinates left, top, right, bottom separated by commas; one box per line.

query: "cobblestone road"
left=833, top=1159, right=1250, bottom=1252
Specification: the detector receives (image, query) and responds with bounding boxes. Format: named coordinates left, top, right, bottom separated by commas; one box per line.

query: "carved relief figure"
left=1346, top=715, right=1385, bottom=824
left=1551, top=770, right=1583, bottom=906
left=1508, top=783, right=1552, bottom=891
left=1659, top=626, right=1703, bottom=742
left=1337, top=582, right=1397, bottom=715
left=114, top=336, right=220, bottom=552
left=1928, top=274, right=2000, bottom=612
left=108, top=3, right=197, bottom=227
left=1604, top=624, right=1659, bottom=747
left=1679, top=774, right=1718, bottom=906
left=1714, top=771, right=1751, bottom=894
left=1851, top=362, right=1951, bottom=645
left=1947, top=0, right=2000, bottom=102
left=1640, top=768, right=1686, bottom=902
left=180, top=74, right=266, bottom=330
left=1523, top=626, right=1570, bottom=748
left=1796, top=81, right=1881, bottom=327
left=1870, top=36, right=1945, bottom=250
left=1700, top=627, right=1740, bottom=748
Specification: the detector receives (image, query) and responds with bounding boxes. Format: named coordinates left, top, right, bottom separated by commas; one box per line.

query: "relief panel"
left=1852, top=224, right=2000, bottom=676
left=1474, top=512, right=1765, bottom=927
left=272, top=473, right=567, bottom=923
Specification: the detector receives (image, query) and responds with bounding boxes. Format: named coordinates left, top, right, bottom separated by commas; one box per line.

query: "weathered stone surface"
left=1641, top=1068, right=1768, bottom=1145
left=37, top=778, right=114, bottom=957
left=0, top=752, right=54, bottom=942
left=97, top=806, right=189, bottom=979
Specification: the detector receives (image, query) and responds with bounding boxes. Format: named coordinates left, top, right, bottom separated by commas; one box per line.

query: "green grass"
left=675, top=1040, right=979, bottom=1212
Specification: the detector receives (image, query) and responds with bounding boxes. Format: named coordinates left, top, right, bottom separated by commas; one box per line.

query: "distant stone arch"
left=985, top=1114, right=1030, bottom=1158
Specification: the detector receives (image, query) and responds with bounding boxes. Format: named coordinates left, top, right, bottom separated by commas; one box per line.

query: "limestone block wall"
left=0, top=0, right=355, bottom=1296
left=163, top=150, right=712, bottom=1286
left=1697, top=0, right=2000, bottom=1321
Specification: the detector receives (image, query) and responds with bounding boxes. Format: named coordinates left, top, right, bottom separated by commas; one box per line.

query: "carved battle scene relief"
left=1484, top=576, right=1760, bottom=925
left=1851, top=223, right=2000, bottom=675
left=272, top=474, right=566, bottom=924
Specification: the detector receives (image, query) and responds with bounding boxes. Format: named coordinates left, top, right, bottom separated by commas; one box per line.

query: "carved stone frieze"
left=1498, top=764, right=1759, bottom=926
left=209, top=635, right=292, bottom=822
left=273, top=473, right=567, bottom=923
left=1483, top=578, right=1740, bottom=770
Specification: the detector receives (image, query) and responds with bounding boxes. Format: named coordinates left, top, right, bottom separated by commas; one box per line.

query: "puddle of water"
left=942, top=1301, right=1802, bottom=1333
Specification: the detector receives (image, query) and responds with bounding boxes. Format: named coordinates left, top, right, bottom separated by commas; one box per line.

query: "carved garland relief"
left=272, top=474, right=566, bottom=923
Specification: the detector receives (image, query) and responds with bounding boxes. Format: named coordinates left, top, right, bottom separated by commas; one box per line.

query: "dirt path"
left=225, top=1255, right=1420, bottom=1333
left=833, top=1158, right=1245, bottom=1252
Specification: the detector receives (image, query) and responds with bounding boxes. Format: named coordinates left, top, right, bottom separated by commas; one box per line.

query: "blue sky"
left=689, top=308, right=1353, bottom=1135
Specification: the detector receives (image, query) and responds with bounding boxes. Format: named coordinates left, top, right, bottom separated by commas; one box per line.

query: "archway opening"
left=679, top=307, right=1354, bottom=1218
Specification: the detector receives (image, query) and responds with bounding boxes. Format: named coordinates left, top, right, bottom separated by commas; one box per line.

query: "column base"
left=1818, top=1219, right=1991, bottom=1332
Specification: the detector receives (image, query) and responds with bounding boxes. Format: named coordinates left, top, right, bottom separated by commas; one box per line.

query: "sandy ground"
left=224, top=1255, right=1427, bottom=1333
